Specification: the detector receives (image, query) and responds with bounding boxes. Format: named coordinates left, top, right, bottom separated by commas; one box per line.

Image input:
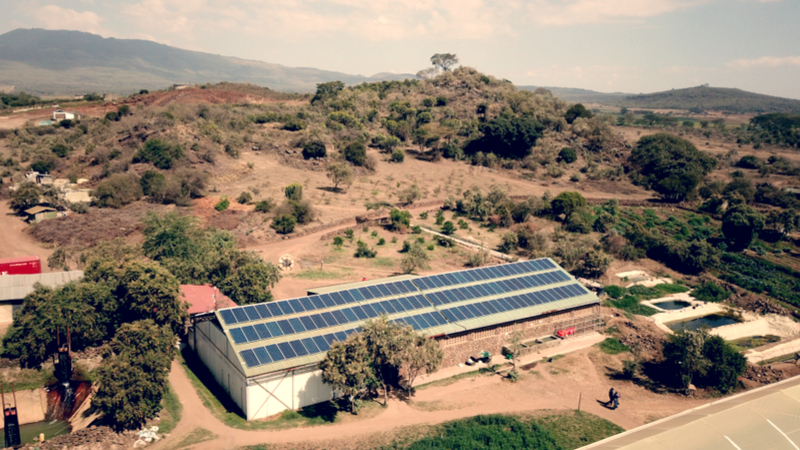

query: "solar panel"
left=241, top=349, right=259, bottom=368
left=232, top=308, right=249, bottom=323
left=290, top=340, right=309, bottom=357
left=288, top=318, right=306, bottom=333
left=244, top=306, right=260, bottom=321
left=278, top=302, right=294, bottom=315
left=310, top=296, right=325, bottom=309
left=302, top=338, right=319, bottom=354
left=255, top=304, right=270, bottom=318
left=254, top=347, right=271, bottom=365
left=300, top=316, right=316, bottom=331
left=313, top=336, right=329, bottom=352
left=278, top=342, right=296, bottom=359
left=342, top=308, right=358, bottom=322
left=331, top=309, right=348, bottom=324
left=220, top=310, right=237, bottom=325
left=242, top=326, right=259, bottom=342
left=254, top=323, right=271, bottom=339
left=278, top=320, right=294, bottom=335
left=267, top=303, right=283, bottom=317
left=230, top=328, right=247, bottom=344
left=266, top=344, right=284, bottom=362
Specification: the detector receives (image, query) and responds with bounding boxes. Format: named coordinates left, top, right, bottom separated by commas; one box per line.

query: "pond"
left=654, top=300, right=692, bottom=311
left=668, top=314, right=740, bottom=332
left=1, top=420, right=71, bottom=447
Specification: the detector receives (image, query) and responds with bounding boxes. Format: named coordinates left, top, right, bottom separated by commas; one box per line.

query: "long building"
left=188, top=258, right=602, bottom=420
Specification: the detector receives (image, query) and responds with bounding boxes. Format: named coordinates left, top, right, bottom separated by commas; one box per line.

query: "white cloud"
left=30, top=5, right=106, bottom=34
left=524, top=0, right=709, bottom=25
left=727, top=56, right=800, bottom=68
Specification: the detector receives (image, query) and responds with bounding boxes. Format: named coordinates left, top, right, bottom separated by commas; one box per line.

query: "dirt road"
left=155, top=346, right=708, bottom=450
left=0, top=201, right=53, bottom=270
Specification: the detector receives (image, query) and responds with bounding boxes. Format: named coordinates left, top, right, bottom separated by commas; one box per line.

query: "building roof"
left=24, top=206, right=56, bottom=215
left=0, top=271, right=84, bottom=302
left=579, top=374, right=800, bottom=450
left=307, top=275, right=419, bottom=295
left=181, top=284, right=237, bottom=315
left=214, top=258, right=600, bottom=378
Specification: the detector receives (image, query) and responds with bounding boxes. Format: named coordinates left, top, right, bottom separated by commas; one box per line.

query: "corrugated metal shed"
left=215, top=259, right=599, bottom=378
left=0, top=271, right=84, bottom=302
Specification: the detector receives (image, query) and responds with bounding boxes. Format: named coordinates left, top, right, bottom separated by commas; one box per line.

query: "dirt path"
left=0, top=201, right=54, bottom=270
left=157, top=347, right=709, bottom=450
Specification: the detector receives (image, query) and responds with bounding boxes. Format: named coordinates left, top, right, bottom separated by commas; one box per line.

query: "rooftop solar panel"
left=266, top=344, right=284, bottom=362
left=232, top=308, right=249, bottom=323
left=241, top=349, right=259, bottom=368
left=254, top=347, right=271, bottom=365
left=220, top=310, right=236, bottom=325
left=230, top=328, right=247, bottom=344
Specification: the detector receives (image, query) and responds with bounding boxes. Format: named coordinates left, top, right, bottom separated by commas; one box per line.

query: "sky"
left=1, top=0, right=799, bottom=98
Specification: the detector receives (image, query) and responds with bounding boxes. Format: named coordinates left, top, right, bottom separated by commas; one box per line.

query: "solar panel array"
left=217, top=258, right=595, bottom=371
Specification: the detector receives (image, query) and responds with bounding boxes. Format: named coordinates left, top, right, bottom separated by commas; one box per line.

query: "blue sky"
left=1, top=0, right=799, bottom=98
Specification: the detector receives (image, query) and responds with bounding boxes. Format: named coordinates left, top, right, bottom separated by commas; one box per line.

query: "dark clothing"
left=612, top=391, right=620, bottom=409
left=607, top=388, right=616, bottom=406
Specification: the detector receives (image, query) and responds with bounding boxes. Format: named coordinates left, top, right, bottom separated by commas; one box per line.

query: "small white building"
left=188, top=259, right=601, bottom=421
left=52, top=110, right=76, bottom=121
left=0, top=271, right=84, bottom=323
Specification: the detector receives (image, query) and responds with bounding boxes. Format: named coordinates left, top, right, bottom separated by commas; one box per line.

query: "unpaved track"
left=0, top=201, right=54, bottom=269
left=156, top=347, right=709, bottom=450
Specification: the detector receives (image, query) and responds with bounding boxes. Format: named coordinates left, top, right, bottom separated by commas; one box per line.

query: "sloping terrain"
left=616, top=85, right=800, bottom=114
left=520, top=86, right=629, bottom=104
left=0, top=29, right=414, bottom=95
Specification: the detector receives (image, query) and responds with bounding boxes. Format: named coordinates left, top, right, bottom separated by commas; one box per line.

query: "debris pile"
left=741, top=362, right=800, bottom=388
left=20, top=425, right=128, bottom=450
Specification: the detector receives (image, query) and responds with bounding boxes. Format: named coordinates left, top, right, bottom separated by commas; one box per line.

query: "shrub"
left=390, top=208, right=412, bottom=231
left=599, top=338, right=630, bottom=355
left=51, top=143, right=70, bottom=158
left=282, top=117, right=305, bottom=131
left=271, top=214, right=297, bottom=234
left=354, top=240, right=377, bottom=258
left=333, top=236, right=344, bottom=248
left=692, top=281, right=730, bottom=303
left=344, top=142, right=368, bottom=166
left=736, top=155, right=761, bottom=169
left=91, top=173, right=143, bottom=208
left=254, top=199, right=276, bottom=213
left=284, top=183, right=303, bottom=201
left=215, top=197, right=230, bottom=211
left=390, top=149, right=405, bottom=163
left=558, top=147, right=577, bottom=164
left=604, top=285, right=626, bottom=299
left=377, top=238, right=386, bottom=246
left=565, top=103, right=593, bottom=124
left=237, top=192, right=252, bottom=204
left=441, top=221, right=456, bottom=235
left=135, top=139, right=184, bottom=170
left=411, top=225, right=422, bottom=234
left=10, top=182, right=42, bottom=213
left=139, top=170, right=166, bottom=197
left=302, top=141, right=327, bottom=159
left=551, top=192, right=586, bottom=217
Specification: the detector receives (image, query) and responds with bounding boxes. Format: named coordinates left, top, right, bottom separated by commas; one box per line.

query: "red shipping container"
left=0, top=256, right=42, bottom=275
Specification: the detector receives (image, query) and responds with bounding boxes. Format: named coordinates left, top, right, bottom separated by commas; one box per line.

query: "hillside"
left=616, top=85, right=800, bottom=114
left=0, top=29, right=414, bottom=95
left=520, top=86, right=629, bottom=105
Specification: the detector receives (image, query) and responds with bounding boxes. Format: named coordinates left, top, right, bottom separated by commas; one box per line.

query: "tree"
left=51, top=143, right=70, bottom=158
left=311, top=81, right=345, bottom=104
left=343, top=142, right=368, bottom=167
left=398, top=184, right=422, bottom=205
left=564, top=103, right=593, bottom=124
left=441, top=221, right=456, bottom=235
left=216, top=259, right=279, bottom=305
left=140, top=170, right=166, bottom=197
left=390, top=149, right=405, bottom=163
left=702, top=335, right=746, bottom=393
left=465, top=115, right=544, bottom=160
left=551, top=191, right=586, bottom=218
left=430, top=53, right=459, bottom=72
left=506, top=329, right=525, bottom=378
left=326, top=162, right=354, bottom=192
left=91, top=173, right=143, bottom=208
left=663, top=329, right=709, bottom=389
left=271, top=214, right=297, bottom=234
left=255, top=199, right=276, bottom=213
left=398, top=333, right=443, bottom=391
left=628, top=134, right=717, bottom=202
left=557, top=147, right=577, bottom=164
left=320, top=334, right=376, bottom=413
left=284, top=183, right=303, bottom=201
left=93, top=320, right=175, bottom=430
left=115, top=260, right=188, bottom=336
left=143, top=213, right=204, bottom=262
left=389, top=208, right=411, bottom=231
left=400, top=242, right=430, bottom=274
left=302, top=141, right=327, bottom=159
left=722, top=204, right=765, bottom=251
left=10, top=182, right=42, bottom=213
left=662, top=329, right=745, bottom=393
left=134, top=139, right=184, bottom=170
left=333, top=236, right=344, bottom=249
left=354, top=240, right=377, bottom=258
left=237, top=192, right=252, bottom=204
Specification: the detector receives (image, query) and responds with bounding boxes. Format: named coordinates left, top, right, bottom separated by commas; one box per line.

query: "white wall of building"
left=190, top=320, right=335, bottom=421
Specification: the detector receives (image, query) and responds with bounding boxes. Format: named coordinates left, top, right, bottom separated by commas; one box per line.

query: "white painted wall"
left=191, top=321, right=249, bottom=416
left=245, top=366, right=333, bottom=420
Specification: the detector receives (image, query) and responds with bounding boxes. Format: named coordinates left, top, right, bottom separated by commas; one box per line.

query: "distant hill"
left=519, top=86, right=629, bottom=104
left=616, top=86, right=800, bottom=114
left=0, top=29, right=415, bottom=95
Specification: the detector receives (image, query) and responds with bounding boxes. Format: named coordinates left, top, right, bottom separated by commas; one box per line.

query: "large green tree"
left=465, top=115, right=544, bottom=160
left=628, top=134, right=717, bottom=202
left=10, top=182, right=42, bottom=213
left=320, top=333, right=376, bottom=413
left=722, top=204, right=765, bottom=251
left=93, top=320, right=175, bottom=430
left=115, top=260, right=188, bottom=336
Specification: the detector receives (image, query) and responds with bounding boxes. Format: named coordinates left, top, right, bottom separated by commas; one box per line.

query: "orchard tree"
left=389, top=208, right=411, bottom=231
left=400, top=242, right=430, bottom=274
left=551, top=191, right=586, bottom=218
left=326, top=162, right=354, bottom=192
left=10, top=182, right=42, bottom=213
left=116, top=260, right=188, bottom=336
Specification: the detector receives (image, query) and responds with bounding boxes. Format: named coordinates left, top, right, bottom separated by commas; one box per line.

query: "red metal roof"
left=0, top=256, right=41, bottom=264
left=180, top=284, right=237, bottom=315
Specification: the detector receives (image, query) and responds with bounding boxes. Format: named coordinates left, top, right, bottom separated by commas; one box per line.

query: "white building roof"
left=0, top=271, right=84, bottom=302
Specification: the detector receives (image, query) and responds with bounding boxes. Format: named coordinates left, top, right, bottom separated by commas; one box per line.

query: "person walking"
left=606, top=388, right=616, bottom=407
left=612, top=390, right=621, bottom=410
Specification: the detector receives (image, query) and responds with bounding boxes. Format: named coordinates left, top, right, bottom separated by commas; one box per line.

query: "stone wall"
left=436, top=304, right=602, bottom=368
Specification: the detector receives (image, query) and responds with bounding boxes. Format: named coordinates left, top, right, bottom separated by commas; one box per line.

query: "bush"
left=237, top=192, right=252, bottom=204
left=736, top=155, right=761, bottom=169
left=302, top=141, right=327, bottom=159
left=10, top=182, right=42, bottom=213
left=557, top=147, right=577, bottom=164
left=139, top=170, right=166, bottom=197
left=271, top=214, right=297, bottom=234
left=354, top=240, right=377, bottom=258
left=628, top=134, right=716, bottom=201
left=390, top=149, right=405, bottom=163
left=604, top=285, right=626, bottom=299
left=284, top=183, right=303, bottom=201
left=565, top=103, right=593, bottom=124
left=215, top=197, right=230, bottom=211
left=441, top=221, right=456, bottom=235
left=692, top=281, right=730, bottom=303
left=254, top=199, right=276, bottom=213
left=92, top=173, right=143, bottom=208
left=344, top=142, right=368, bottom=167
left=51, top=143, right=70, bottom=158
left=551, top=192, right=586, bottom=217
left=389, top=208, right=411, bottom=231
left=464, top=115, right=544, bottom=160
left=333, top=236, right=344, bottom=248
left=135, top=139, right=184, bottom=169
